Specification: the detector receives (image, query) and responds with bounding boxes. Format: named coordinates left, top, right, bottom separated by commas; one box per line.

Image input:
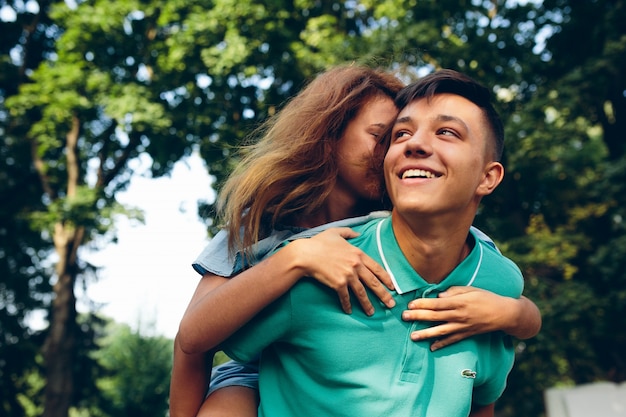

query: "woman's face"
left=334, top=96, right=398, bottom=204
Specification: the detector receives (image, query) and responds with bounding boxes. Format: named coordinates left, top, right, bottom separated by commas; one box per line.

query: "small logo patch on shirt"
left=461, top=369, right=477, bottom=379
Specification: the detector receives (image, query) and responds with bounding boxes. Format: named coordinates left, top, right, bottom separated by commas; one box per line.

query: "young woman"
left=170, top=65, right=541, bottom=417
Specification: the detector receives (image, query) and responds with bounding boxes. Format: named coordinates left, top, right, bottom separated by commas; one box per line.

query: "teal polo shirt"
left=222, top=216, right=523, bottom=417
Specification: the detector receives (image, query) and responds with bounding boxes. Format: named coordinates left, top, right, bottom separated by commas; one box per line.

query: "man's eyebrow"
left=435, top=114, right=469, bottom=131
left=394, top=115, right=412, bottom=125
left=394, top=114, right=470, bottom=131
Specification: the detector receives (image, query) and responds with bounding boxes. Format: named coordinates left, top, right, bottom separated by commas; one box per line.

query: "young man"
left=218, top=69, right=522, bottom=417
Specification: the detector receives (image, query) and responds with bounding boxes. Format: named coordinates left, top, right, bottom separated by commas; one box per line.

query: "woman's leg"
left=196, top=386, right=259, bottom=417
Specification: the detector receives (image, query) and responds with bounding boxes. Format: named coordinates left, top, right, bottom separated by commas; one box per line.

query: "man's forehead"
left=396, top=94, right=481, bottom=121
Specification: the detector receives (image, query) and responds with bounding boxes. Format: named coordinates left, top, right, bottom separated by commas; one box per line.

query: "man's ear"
left=477, top=161, right=504, bottom=196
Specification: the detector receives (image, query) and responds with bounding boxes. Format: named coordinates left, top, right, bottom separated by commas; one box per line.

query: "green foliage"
left=472, top=2, right=626, bottom=415
left=0, top=90, right=52, bottom=417
left=16, top=365, right=46, bottom=417
left=87, top=322, right=172, bottom=417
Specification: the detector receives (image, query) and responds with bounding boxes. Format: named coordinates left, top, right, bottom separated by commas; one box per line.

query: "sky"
left=79, top=152, right=215, bottom=339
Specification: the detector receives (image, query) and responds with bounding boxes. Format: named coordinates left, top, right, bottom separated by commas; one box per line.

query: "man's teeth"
left=402, top=169, right=436, bottom=179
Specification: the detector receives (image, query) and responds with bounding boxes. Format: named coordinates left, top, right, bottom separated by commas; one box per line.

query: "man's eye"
left=438, top=128, right=459, bottom=137
left=393, top=131, right=409, bottom=141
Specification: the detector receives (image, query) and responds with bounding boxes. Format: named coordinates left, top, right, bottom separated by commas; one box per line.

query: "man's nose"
left=404, top=131, right=433, bottom=157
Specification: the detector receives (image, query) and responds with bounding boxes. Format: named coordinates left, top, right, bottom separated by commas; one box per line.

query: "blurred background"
left=1, top=0, right=625, bottom=416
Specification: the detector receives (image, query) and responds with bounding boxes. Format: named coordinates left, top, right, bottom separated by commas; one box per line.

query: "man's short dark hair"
left=395, top=69, right=504, bottom=161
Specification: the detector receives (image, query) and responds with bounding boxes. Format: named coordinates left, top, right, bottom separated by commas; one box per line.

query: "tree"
left=361, top=1, right=624, bottom=415
left=89, top=322, right=172, bottom=417
left=1, top=0, right=56, bottom=414
left=3, top=1, right=625, bottom=416
left=0, top=131, right=51, bottom=417
left=3, top=1, right=395, bottom=415
left=498, top=1, right=626, bottom=415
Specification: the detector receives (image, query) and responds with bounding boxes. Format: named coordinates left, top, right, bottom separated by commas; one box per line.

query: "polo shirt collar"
left=374, top=217, right=484, bottom=295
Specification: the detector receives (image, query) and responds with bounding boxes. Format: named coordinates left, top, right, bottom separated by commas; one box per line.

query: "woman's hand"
left=288, top=227, right=396, bottom=315
left=401, top=286, right=541, bottom=351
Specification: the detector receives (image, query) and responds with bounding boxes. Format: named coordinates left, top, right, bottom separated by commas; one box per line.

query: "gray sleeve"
left=191, top=228, right=296, bottom=278
left=470, top=226, right=500, bottom=254
left=192, top=211, right=391, bottom=278
left=191, top=229, right=241, bottom=277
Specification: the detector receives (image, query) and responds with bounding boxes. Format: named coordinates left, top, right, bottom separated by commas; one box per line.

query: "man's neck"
left=391, top=211, right=474, bottom=284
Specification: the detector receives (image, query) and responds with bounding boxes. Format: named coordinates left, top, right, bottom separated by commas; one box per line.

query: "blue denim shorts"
left=207, top=359, right=259, bottom=396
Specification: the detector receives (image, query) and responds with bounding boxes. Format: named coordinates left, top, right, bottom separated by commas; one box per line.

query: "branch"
left=65, top=114, right=81, bottom=198
left=30, top=137, right=56, bottom=200
left=18, top=0, right=52, bottom=84
left=97, top=130, right=142, bottom=189
left=96, top=120, right=118, bottom=188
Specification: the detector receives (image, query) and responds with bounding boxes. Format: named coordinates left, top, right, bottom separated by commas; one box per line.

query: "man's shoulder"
left=479, top=240, right=522, bottom=274
left=474, top=239, right=524, bottom=297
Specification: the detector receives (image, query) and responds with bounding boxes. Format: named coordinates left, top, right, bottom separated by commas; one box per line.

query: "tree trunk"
left=42, top=222, right=83, bottom=417
left=42, top=115, right=83, bottom=417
